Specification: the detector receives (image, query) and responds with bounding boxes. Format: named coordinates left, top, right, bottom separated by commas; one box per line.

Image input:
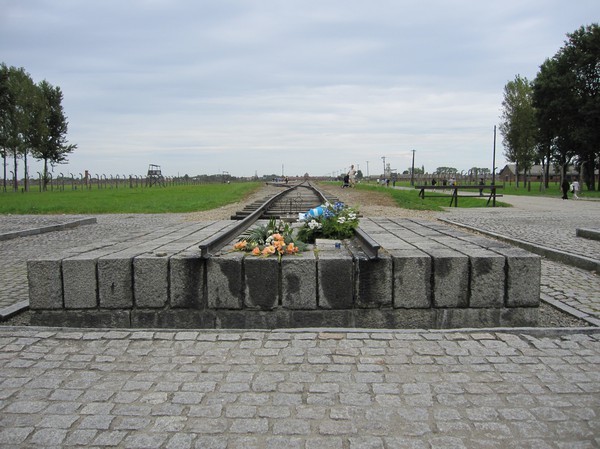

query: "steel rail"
left=198, top=184, right=298, bottom=259
left=354, top=227, right=381, bottom=260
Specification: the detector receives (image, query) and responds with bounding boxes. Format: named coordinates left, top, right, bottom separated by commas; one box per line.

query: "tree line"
left=500, top=23, right=599, bottom=191
left=0, top=63, right=76, bottom=192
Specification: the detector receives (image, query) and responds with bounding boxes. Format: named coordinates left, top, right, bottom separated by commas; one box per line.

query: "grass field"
left=348, top=183, right=511, bottom=210
left=2, top=179, right=596, bottom=215
left=376, top=180, right=600, bottom=199
left=0, top=183, right=262, bottom=214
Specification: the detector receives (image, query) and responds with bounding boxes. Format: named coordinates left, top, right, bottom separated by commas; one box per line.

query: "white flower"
left=348, top=213, right=357, bottom=220
left=308, top=220, right=322, bottom=230
left=337, top=217, right=346, bottom=224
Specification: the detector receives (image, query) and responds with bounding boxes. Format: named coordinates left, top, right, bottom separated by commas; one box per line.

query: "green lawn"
left=322, top=182, right=511, bottom=210
left=0, top=182, right=262, bottom=214
left=373, top=180, right=600, bottom=199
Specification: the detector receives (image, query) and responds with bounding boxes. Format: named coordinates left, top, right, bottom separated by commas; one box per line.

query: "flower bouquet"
left=296, top=201, right=359, bottom=243
left=233, top=217, right=306, bottom=261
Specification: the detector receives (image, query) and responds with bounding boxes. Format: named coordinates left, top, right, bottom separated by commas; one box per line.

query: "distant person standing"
left=347, top=165, right=357, bottom=187
left=571, top=179, right=580, bottom=199
left=561, top=178, right=570, bottom=200
left=478, top=178, right=485, bottom=196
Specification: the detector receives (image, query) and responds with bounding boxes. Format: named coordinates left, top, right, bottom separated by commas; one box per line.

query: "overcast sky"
left=1, top=1, right=597, bottom=178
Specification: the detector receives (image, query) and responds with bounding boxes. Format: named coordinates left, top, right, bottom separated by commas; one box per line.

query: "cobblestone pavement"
left=1, top=327, right=599, bottom=449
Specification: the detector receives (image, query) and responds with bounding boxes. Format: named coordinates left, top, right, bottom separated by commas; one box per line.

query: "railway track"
left=230, top=182, right=338, bottom=220
left=199, top=181, right=380, bottom=259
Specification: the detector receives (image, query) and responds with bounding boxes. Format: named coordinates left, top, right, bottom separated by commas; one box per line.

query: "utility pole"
left=366, top=161, right=369, bottom=179
left=492, top=125, right=497, bottom=207
left=410, top=150, right=416, bottom=186
left=381, top=156, right=386, bottom=178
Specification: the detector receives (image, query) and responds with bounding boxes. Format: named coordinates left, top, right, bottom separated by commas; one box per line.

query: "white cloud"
left=1, top=0, right=597, bottom=177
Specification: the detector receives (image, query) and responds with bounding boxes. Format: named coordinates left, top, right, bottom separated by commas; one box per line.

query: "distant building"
left=497, top=164, right=579, bottom=183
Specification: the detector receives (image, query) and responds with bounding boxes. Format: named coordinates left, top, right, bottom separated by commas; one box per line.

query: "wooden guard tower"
left=146, top=164, right=165, bottom=187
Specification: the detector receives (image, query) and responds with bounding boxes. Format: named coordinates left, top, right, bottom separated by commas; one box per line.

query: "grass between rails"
left=0, top=182, right=262, bottom=214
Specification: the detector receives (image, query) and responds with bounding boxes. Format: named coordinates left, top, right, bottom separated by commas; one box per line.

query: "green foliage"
left=435, top=167, right=458, bottom=174
left=532, top=23, right=600, bottom=189
left=296, top=201, right=359, bottom=243
left=0, top=64, right=76, bottom=191
left=499, top=74, right=537, bottom=182
left=0, top=182, right=262, bottom=214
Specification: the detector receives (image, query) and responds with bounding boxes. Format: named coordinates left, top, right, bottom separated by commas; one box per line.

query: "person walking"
left=561, top=178, right=570, bottom=200
left=571, top=179, right=580, bottom=199
left=347, top=165, right=357, bottom=187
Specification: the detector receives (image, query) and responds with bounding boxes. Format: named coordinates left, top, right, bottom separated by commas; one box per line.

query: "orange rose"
left=252, top=247, right=261, bottom=256
left=233, top=240, right=247, bottom=250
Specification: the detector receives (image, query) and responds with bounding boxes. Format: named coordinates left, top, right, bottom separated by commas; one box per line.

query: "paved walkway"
left=0, top=194, right=599, bottom=448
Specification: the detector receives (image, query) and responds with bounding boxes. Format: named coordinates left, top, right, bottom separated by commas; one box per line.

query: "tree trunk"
left=12, top=150, right=18, bottom=192
left=583, top=155, right=596, bottom=191
left=2, top=153, right=6, bottom=192
left=43, top=158, right=49, bottom=191
left=24, top=152, right=28, bottom=192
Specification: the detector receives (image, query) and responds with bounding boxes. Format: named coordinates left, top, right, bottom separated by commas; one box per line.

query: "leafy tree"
left=558, top=24, right=600, bottom=190
left=533, top=24, right=600, bottom=190
left=0, top=64, right=36, bottom=191
left=499, top=75, right=537, bottom=188
left=1, top=64, right=77, bottom=192
left=435, top=167, right=458, bottom=174
left=31, top=80, right=77, bottom=190
left=532, top=57, right=574, bottom=188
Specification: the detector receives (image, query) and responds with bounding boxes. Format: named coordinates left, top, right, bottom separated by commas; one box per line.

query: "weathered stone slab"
left=389, top=250, right=432, bottom=309
left=244, top=255, right=279, bottom=310
left=499, top=249, right=541, bottom=307
left=169, top=250, right=205, bottom=308
left=134, top=255, right=169, bottom=308
left=207, top=251, right=244, bottom=309
left=429, top=250, right=469, bottom=308
left=62, top=258, right=97, bottom=309
left=281, top=250, right=317, bottom=310
left=98, top=258, right=134, bottom=309
left=348, top=244, right=392, bottom=308
left=316, top=240, right=354, bottom=309
left=27, top=259, right=63, bottom=309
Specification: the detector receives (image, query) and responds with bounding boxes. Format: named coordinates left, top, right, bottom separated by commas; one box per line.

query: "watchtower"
left=146, top=164, right=165, bottom=187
